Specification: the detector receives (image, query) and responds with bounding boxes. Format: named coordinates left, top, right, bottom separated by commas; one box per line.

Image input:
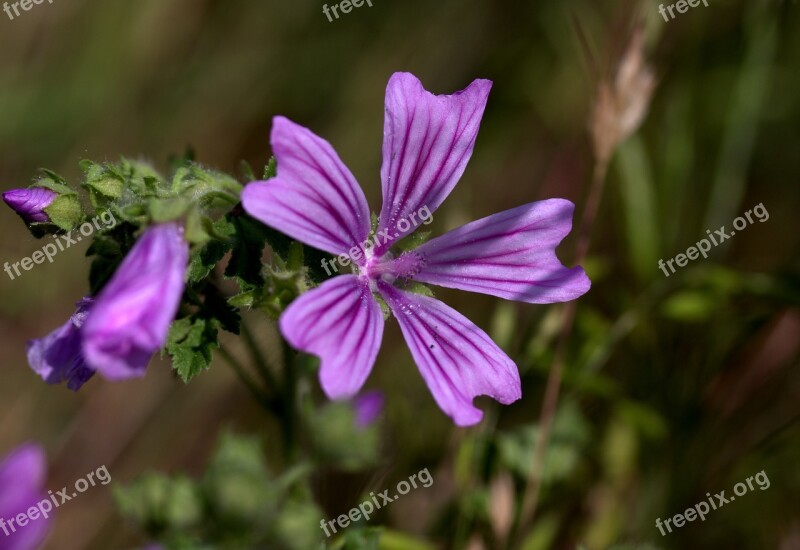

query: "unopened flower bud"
left=2, top=187, right=57, bottom=223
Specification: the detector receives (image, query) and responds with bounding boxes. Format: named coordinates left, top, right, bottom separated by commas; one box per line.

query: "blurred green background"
left=1, top=0, right=798, bottom=548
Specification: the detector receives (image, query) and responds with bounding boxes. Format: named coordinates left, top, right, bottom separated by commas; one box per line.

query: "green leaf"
left=148, top=197, right=192, bottom=223
left=167, top=146, right=196, bottom=174
left=184, top=208, right=210, bottom=246
left=228, top=291, right=256, bottom=308
left=497, top=399, right=591, bottom=482
left=81, top=161, right=125, bottom=207
left=166, top=317, right=220, bottom=382
left=239, top=160, right=256, bottom=182
left=398, top=282, right=434, bottom=298
left=171, top=163, right=242, bottom=202
left=273, top=500, right=326, bottom=550
left=393, top=230, right=432, bottom=252
left=264, top=156, right=277, bottom=179
left=287, top=241, right=305, bottom=271
left=87, top=222, right=138, bottom=294
left=378, top=530, right=436, bottom=550
left=660, top=290, right=719, bottom=322
left=42, top=194, right=83, bottom=231
left=306, top=401, right=380, bottom=471
left=224, top=212, right=271, bottom=288
left=615, top=135, right=661, bottom=282
left=114, top=473, right=203, bottom=536
left=617, top=400, right=667, bottom=440
left=203, top=432, right=279, bottom=528
left=188, top=240, right=229, bottom=283
left=519, top=513, right=560, bottom=550
left=702, top=5, right=778, bottom=234
left=331, top=529, right=382, bottom=550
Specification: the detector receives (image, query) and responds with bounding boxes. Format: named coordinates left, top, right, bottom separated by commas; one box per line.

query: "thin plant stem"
left=518, top=157, right=610, bottom=533
left=217, top=345, right=274, bottom=411
left=241, top=319, right=280, bottom=391
left=281, top=339, right=300, bottom=462
left=453, top=409, right=498, bottom=549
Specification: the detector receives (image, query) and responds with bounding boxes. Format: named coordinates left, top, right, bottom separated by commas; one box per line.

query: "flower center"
left=360, top=251, right=426, bottom=287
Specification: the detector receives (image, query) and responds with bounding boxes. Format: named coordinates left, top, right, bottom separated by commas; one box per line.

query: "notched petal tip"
left=387, top=72, right=493, bottom=100
left=378, top=282, right=521, bottom=427
left=377, top=73, right=493, bottom=254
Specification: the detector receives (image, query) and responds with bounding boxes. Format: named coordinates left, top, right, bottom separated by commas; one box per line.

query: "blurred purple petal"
left=27, top=298, right=95, bottom=391
left=280, top=275, right=384, bottom=399
left=0, top=444, right=51, bottom=550
left=412, top=199, right=591, bottom=303
left=2, top=188, right=56, bottom=223
left=376, top=73, right=491, bottom=254
left=82, top=223, right=188, bottom=380
left=354, top=390, right=384, bottom=427
left=242, top=116, right=371, bottom=258
left=378, top=282, right=521, bottom=426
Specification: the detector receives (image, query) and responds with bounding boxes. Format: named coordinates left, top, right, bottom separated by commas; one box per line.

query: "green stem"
left=281, top=339, right=299, bottom=462
left=217, top=346, right=275, bottom=412
left=516, top=157, right=610, bottom=542
left=241, top=320, right=280, bottom=391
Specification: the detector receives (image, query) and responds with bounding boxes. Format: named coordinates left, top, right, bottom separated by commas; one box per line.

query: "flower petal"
left=0, top=443, right=51, bottom=550
left=280, top=275, right=384, bottom=399
left=412, top=199, right=591, bottom=304
left=27, top=298, right=95, bottom=391
left=0, top=444, right=46, bottom=510
left=82, top=223, right=188, bottom=380
left=377, top=73, right=492, bottom=254
left=353, top=390, right=384, bottom=428
left=243, top=116, right=371, bottom=258
left=378, top=282, right=520, bottom=426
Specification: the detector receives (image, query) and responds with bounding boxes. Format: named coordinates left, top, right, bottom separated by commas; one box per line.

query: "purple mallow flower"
left=82, top=222, right=189, bottom=380
left=25, top=223, right=188, bottom=388
left=2, top=188, right=56, bottom=223
left=243, top=72, right=590, bottom=425
left=353, top=390, right=384, bottom=428
left=0, top=444, right=51, bottom=550
left=27, top=298, right=95, bottom=391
